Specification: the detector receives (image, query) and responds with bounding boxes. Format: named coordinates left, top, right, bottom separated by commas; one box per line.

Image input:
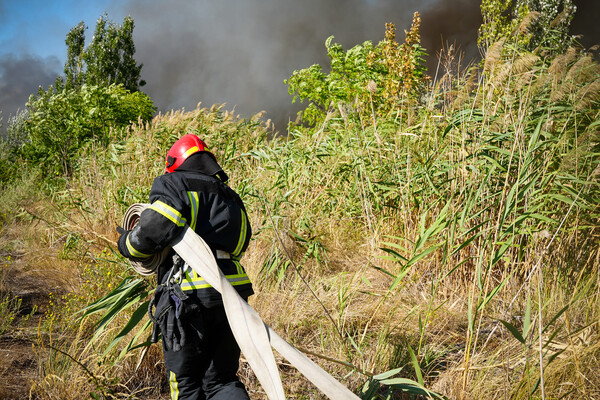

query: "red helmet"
left=165, top=134, right=214, bottom=173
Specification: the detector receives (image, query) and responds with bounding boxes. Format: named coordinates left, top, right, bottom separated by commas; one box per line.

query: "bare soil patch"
left=1, top=249, right=54, bottom=400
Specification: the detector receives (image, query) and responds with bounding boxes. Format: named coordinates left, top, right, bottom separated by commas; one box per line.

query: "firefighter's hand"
left=116, top=226, right=131, bottom=258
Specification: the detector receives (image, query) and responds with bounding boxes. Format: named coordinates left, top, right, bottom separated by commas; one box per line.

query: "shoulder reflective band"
left=148, top=200, right=187, bottom=226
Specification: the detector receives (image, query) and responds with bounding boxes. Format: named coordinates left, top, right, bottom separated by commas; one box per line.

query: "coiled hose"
left=121, top=203, right=169, bottom=276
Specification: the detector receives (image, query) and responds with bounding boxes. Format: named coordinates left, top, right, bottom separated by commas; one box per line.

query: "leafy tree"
left=0, top=109, right=28, bottom=183
left=64, top=21, right=86, bottom=90
left=15, top=14, right=152, bottom=178
left=4, top=109, right=29, bottom=149
left=478, top=0, right=518, bottom=49
left=515, top=0, right=576, bottom=52
left=63, top=14, right=145, bottom=92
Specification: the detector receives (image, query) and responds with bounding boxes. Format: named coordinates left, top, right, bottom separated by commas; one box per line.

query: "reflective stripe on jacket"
left=124, top=170, right=253, bottom=305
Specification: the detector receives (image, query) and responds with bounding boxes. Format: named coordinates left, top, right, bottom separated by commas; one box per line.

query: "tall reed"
left=3, top=33, right=598, bottom=399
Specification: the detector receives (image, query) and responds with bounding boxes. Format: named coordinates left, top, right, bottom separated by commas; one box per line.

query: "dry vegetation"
left=1, top=16, right=600, bottom=400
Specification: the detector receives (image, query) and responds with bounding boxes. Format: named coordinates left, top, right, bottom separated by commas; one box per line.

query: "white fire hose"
left=122, top=203, right=169, bottom=276
left=123, top=204, right=359, bottom=400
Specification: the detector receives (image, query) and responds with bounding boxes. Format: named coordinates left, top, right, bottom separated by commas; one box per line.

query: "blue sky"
left=0, top=0, right=135, bottom=126
left=0, top=0, right=126, bottom=61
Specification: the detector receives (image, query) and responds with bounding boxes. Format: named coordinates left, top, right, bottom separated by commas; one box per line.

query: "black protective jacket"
left=120, top=153, right=253, bottom=306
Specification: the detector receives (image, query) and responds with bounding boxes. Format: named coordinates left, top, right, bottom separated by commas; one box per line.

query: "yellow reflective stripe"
left=183, top=146, right=199, bottom=158
left=149, top=200, right=187, bottom=227
left=184, top=268, right=196, bottom=281
left=169, top=371, right=179, bottom=400
left=180, top=273, right=251, bottom=291
left=126, top=235, right=151, bottom=258
left=183, top=266, right=203, bottom=280
left=234, top=259, right=244, bottom=275
left=187, top=192, right=199, bottom=230
left=232, top=209, right=248, bottom=257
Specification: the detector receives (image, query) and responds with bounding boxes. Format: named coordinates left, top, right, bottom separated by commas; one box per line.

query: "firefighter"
left=117, top=134, right=253, bottom=400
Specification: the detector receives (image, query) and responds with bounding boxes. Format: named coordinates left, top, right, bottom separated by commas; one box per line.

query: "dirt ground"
left=0, top=250, right=52, bottom=400
left=0, top=336, right=38, bottom=399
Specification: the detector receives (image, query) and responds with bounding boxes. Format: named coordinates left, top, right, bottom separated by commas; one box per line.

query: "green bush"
left=23, top=84, right=155, bottom=176
left=286, top=15, right=428, bottom=126
left=0, top=110, right=29, bottom=184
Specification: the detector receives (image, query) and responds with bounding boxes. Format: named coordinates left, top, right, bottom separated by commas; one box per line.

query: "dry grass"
left=1, top=35, right=599, bottom=400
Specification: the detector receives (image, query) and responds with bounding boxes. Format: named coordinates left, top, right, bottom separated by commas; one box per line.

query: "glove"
left=116, top=226, right=131, bottom=258
left=149, top=285, right=180, bottom=351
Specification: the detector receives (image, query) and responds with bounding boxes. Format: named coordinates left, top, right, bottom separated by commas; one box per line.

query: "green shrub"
left=0, top=110, right=29, bottom=184
left=285, top=15, right=428, bottom=126
left=23, top=84, right=155, bottom=176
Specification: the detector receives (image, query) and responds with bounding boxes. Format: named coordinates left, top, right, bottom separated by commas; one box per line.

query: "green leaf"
left=118, top=318, right=153, bottom=360
left=542, top=303, right=570, bottom=335
left=102, top=300, right=150, bottom=357
left=360, top=378, right=380, bottom=400
left=379, top=378, right=445, bottom=399
left=523, top=296, right=531, bottom=339
left=79, top=277, right=145, bottom=317
left=372, top=367, right=403, bottom=380
left=498, top=319, right=525, bottom=344
left=406, top=343, right=423, bottom=385
left=406, top=243, right=443, bottom=268
left=90, top=292, right=146, bottom=344
left=478, top=275, right=510, bottom=311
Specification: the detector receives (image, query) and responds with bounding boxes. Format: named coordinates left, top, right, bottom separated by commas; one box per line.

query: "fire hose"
left=121, top=203, right=169, bottom=276
left=123, top=203, right=359, bottom=400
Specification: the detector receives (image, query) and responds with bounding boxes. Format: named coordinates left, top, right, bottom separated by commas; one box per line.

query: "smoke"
left=112, top=0, right=483, bottom=129
left=419, top=0, right=483, bottom=73
left=0, top=54, right=61, bottom=125
left=570, top=0, right=600, bottom=51
left=124, top=0, right=416, bottom=126
left=0, top=0, right=486, bottom=131
left=4, top=0, right=595, bottom=134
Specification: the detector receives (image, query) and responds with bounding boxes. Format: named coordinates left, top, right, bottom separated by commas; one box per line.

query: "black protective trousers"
left=163, top=303, right=250, bottom=400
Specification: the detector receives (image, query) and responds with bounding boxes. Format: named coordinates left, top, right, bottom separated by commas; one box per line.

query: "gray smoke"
left=0, top=0, right=486, bottom=131
left=124, top=0, right=423, bottom=127
left=420, top=0, right=482, bottom=73
left=570, top=0, right=600, bottom=50
left=119, top=0, right=485, bottom=128
left=1, top=0, right=596, bottom=133
left=0, top=54, right=61, bottom=127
